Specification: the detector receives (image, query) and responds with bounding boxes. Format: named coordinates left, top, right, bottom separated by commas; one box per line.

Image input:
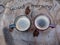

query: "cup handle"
left=49, top=24, right=56, bottom=28
left=9, top=24, right=16, bottom=29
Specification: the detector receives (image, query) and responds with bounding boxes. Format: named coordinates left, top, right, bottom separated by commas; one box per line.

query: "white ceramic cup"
left=16, top=16, right=30, bottom=31
left=35, top=15, right=50, bottom=30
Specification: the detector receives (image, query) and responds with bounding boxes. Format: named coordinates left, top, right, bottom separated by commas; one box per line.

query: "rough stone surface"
left=0, top=0, right=60, bottom=45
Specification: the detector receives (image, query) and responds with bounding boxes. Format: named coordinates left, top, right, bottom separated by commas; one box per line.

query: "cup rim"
left=34, top=15, right=51, bottom=30
left=14, top=15, right=31, bottom=31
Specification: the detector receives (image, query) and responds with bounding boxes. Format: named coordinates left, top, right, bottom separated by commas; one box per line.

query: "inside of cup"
left=35, top=15, right=50, bottom=30
left=16, top=16, right=30, bottom=31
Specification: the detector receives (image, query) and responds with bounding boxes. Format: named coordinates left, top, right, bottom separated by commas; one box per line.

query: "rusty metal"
left=25, top=6, right=31, bottom=15
left=33, top=30, right=39, bottom=37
